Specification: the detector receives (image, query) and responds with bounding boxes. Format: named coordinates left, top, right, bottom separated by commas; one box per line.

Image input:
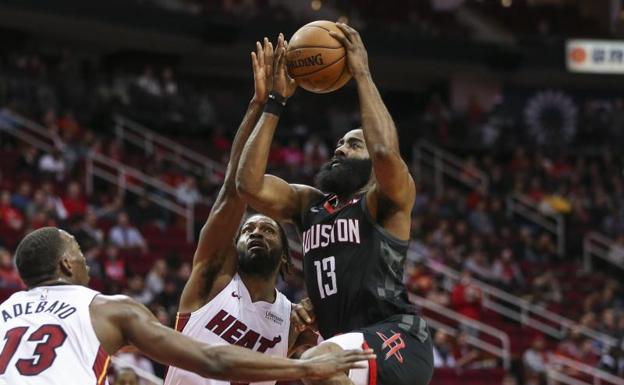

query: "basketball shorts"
left=321, top=315, right=433, bottom=385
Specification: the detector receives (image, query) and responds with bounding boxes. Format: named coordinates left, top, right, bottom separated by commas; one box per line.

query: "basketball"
left=286, top=20, right=352, bottom=94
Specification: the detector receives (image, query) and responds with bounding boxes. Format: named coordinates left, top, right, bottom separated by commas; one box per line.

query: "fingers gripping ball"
left=286, top=20, right=352, bottom=94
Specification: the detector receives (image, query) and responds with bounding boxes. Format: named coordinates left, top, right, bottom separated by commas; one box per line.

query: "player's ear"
left=280, top=253, right=293, bottom=278
left=59, top=254, right=73, bottom=277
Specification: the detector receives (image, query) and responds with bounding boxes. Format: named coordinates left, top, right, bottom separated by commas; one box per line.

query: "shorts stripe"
left=362, top=341, right=377, bottom=385
left=92, top=345, right=110, bottom=385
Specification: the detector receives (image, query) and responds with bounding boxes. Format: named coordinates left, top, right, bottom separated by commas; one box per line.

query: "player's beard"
left=315, top=157, right=372, bottom=196
left=237, top=245, right=282, bottom=278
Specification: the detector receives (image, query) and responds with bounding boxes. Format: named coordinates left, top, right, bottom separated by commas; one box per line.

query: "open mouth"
left=247, top=239, right=266, bottom=250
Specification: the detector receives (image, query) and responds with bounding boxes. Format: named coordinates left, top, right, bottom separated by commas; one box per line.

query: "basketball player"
left=166, top=36, right=317, bottom=385
left=0, top=227, right=374, bottom=385
left=236, top=24, right=434, bottom=385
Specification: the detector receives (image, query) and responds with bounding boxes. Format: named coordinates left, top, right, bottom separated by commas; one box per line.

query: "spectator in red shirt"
left=527, top=177, right=545, bottom=203
left=0, top=189, right=24, bottom=230
left=451, top=270, right=483, bottom=322
left=0, top=247, right=24, bottom=290
left=103, top=244, right=126, bottom=284
left=211, top=124, right=231, bottom=157
left=491, top=248, right=525, bottom=292
left=62, top=181, right=87, bottom=218
left=303, top=134, right=329, bottom=174
left=57, top=110, right=81, bottom=141
left=281, top=139, right=304, bottom=169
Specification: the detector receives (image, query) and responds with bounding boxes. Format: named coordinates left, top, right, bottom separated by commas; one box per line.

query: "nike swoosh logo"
left=231, top=291, right=241, bottom=299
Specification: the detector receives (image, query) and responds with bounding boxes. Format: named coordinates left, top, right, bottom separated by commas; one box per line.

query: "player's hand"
left=251, top=37, right=275, bottom=104
left=291, top=298, right=316, bottom=333
left=273, top=33, right=297, bottom=99
left=330, top=23, right=370, bottom=80
left=301, top=349, right=375, bottom=380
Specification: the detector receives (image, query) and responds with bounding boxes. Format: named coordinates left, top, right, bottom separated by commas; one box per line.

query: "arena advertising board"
left=567, top=39, right=624, bottom=74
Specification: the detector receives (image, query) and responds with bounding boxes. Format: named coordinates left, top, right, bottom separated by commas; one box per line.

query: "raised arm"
left=92, top=295, right=374, bottom=382
left=331, top=24, right=415, bottom=235
left=237, top=37, right=322, bottom=223
left=179, top=38, right=275, bottom=313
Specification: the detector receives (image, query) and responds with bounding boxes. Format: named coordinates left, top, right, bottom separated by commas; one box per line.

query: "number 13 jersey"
left=301, top=194, right=416, bottom=339
left=0, top=285, right=110, bottom=385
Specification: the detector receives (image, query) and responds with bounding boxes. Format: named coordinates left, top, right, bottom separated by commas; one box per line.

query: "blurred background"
left=1, top=0, right=624, bottom=384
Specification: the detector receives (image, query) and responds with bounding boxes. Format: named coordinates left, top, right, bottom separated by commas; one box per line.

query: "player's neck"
left=335, top=187, right=368, bottom=207
left=239, top=273, right=277, bottom=303
left=33, top=277, right=76, bottom=288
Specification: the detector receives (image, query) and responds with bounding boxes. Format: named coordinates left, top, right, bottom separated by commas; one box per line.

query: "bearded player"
left=237, top=24, right=433, bottom=385
left=165, top=36, right=318, bottom=385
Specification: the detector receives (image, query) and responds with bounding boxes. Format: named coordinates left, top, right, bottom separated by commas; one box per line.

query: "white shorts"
left=320, top=333, right=370, bottom=385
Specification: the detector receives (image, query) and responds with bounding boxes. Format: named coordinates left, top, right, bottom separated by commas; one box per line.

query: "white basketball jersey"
left=165, top=274, right=291, bottom=385
left=0, top=285, right=109, bottom=385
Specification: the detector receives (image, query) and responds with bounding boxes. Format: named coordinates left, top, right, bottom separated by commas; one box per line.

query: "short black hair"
left=276, top=220, right=293, bottom=268
left=15, top=227, right=67, bottom=287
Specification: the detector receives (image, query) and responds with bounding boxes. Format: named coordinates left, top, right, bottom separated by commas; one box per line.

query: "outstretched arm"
left=179, top=38, right=275, bottom=313
left=237, top=36, right=322, bottom=223
left=331, top=23, right=415, bottom=238
left=92, top=295, right=374, bottom=382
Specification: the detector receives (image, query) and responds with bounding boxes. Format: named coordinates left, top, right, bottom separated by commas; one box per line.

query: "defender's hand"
left=291, top=298, right=316, bottom=333
left=302, top=349, right=375, bottom=380
left=330, top=23, right=370, bottom=80
left=272, top=33, right=297, bottom=99
left=251, top=37, right=275, bottom=104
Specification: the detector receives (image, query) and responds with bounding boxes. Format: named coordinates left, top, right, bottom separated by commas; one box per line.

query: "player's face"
left=315, top=129, right=372, bottom=196
left=236, top=215, right=284, bottom=278
left=59, top=230, right=90, bottom=286
left=334, top=129, right=369, bottom=160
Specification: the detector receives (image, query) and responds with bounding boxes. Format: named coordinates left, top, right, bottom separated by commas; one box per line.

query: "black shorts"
left=324, top=315, right=433, bottom=385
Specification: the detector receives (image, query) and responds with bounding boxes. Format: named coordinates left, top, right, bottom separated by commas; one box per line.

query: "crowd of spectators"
left=138, top=0, right=603, bottom=41
left=3, top=41, right=624, bottom=384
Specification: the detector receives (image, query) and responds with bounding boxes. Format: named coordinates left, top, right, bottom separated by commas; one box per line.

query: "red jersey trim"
left=174, top=312, right=191, bottom=333
left=322, top=195, right=361, bottom=215
left=323, top=196, right=337, bottom=214
left=92, top=345, right=110, bottom=385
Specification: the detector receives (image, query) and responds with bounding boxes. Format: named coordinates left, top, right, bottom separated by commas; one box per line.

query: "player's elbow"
left=236, top=174, right=259, bottom=199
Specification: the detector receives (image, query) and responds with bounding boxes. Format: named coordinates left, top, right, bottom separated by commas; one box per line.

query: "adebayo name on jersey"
left=2, top=300, right=77, bottom=322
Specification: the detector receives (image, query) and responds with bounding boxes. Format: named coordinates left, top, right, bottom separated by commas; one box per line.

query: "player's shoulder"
left=276, top=289, right=292, bottom=306
left=292, top=184, right=324, bottom=205
left=90, top=294, right=141, bottom=315
left=303, top=191, right=332, bottom=212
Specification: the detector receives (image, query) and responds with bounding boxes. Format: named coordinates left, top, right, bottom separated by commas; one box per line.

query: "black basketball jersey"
left=300, top=193, right=417, bottom=338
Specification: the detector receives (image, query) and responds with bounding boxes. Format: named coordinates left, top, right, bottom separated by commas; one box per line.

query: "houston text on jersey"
left=302, top=219, right=361, bottom=254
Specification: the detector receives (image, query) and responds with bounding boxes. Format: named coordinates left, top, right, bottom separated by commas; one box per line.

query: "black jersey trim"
left=360, top=196, right=409, bottom=248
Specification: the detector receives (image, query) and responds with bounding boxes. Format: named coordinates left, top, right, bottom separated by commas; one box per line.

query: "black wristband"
left=268, top=92, right=287, bottom=106
left=264, top=93, right=286, bottom=116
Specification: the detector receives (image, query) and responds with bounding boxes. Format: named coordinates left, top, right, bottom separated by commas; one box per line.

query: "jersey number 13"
left=0, top=324, right=67, bottom=375
left=314, top=256, right=338, bottom=299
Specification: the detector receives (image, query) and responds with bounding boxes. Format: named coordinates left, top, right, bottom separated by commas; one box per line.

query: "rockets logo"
left=376, top=330, right=406, bottom=363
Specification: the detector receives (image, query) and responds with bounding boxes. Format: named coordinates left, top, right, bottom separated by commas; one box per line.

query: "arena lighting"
left=567, top=39, right=624, bottom=74
left=502, top=0, right=513, bottom=7
left=311, top=0, right=322, bottom=11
